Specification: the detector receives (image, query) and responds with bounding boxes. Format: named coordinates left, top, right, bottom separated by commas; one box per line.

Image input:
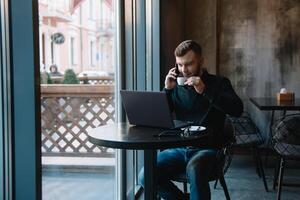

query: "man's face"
left=175, top=50, right=203, bottom=77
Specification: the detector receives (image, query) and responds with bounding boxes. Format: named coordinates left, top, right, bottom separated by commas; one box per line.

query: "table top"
left=88, top=123, right=209, bottom=150
left=250, top=97, right=300, bottom=110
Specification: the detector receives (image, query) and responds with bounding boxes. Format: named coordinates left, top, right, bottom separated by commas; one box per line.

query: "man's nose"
left=182, top=65, right=188, bottom=73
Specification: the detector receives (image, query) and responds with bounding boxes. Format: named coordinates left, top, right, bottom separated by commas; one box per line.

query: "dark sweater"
left=164, top=70, right=243, bottom=148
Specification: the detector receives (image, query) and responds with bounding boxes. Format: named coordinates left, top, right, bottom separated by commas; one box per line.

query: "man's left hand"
left=185, top=76, right=205, bottom=94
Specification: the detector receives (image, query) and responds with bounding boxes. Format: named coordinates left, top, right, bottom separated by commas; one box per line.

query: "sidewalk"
left=42, top=156, right=116, bottom=173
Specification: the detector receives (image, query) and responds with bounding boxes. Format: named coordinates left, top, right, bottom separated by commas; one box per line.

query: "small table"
left=250, top=97, right=300, bottom=167
left=250, top=97, right=300, bottom=111
left=88, top=123, right=209, bottom=200
left=250, top=98, right=300, bottom=138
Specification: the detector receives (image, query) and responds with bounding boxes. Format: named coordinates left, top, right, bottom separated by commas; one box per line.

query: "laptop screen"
left=120, top=90, right=175, bottom=128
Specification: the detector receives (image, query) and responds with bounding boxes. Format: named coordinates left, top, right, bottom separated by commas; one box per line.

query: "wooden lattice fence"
left=41, top=84, right=115, bottom=157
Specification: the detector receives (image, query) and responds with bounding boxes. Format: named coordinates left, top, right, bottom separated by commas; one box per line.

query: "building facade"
left=39, top=0, right=114, bottom=74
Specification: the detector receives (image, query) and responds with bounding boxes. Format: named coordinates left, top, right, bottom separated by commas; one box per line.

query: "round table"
left=88, top=123, right=209, bottom=200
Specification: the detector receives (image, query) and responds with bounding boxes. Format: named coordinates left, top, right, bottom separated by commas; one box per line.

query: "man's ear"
left=198, top=56, right=204, bottom=66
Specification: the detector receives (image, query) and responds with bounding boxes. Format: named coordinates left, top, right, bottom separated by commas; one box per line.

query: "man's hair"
left=50, top=64, right=58, bottom=72
left=174, top=40, right=202, bottom=57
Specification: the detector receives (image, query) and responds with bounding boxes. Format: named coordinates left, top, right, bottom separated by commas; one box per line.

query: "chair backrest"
left=272, top=114, right=300, bottom=157
left=228, top=112, right=264, bottom=146
left=223, top=118, right=235, bottom=146
left=215, top=119, right=235, bottom=176
left=172, top=121, right=235, bottom=183
left=272, top=114, right=300, bottom=146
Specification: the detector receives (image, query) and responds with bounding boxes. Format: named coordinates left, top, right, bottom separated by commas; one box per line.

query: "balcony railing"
left=51, top=76, right=114, bottom=85
left=41, top=84, right=115, bottom=158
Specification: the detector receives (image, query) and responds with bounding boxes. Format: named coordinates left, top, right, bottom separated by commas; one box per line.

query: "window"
left=70, top=37, right=77, bottom=66
left=41, top=33, right=46, bottom=69
left=89, top=0, right=94, bottom=19
left=39, top=0, right=117, bottom=199
left=2, top=0, right=160, bottom=199
left=90, top=40, right=95, bottom=67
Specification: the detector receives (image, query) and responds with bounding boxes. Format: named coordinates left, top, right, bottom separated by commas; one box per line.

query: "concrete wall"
left=220, top=0, right=300, bottom=98
left=160, top=0, right=217, bottom=77
left=160, top=0, right=300, bottom=138
left=219, top=0, right=300, bottom=138
left=185, top=0, right=217, bottom=74
left=160, top=0, right=185, bottom=87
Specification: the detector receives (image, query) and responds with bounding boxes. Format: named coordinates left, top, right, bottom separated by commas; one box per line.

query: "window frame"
left=89, top=39, right=96, bottom=67
left=70, top=36, right=78, bottom=66
left=7, top=0, right=41, bottom=199
left=1, top=0, right=161, bottom=199
left=119, top=0, right=160, bottom=199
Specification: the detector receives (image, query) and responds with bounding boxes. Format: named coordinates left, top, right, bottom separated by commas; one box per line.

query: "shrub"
left=40, top=72, right=52, bottom=84
left=62, top=69, right=79, bottom=84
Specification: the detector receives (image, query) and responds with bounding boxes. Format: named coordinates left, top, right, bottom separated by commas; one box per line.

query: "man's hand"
left=164, top=67, right=178, bottom=89
left=185, top=76, right=206, bottom=94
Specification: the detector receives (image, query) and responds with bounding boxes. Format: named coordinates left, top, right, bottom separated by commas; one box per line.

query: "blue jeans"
left=138, top=148, right=218, bottom=200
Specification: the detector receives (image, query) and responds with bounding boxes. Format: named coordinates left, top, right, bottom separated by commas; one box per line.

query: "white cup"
left=177, top=77, right=187, bottom=86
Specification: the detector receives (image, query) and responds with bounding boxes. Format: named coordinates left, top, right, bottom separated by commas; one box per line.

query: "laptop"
left=120, top=90, right=191, bottom=129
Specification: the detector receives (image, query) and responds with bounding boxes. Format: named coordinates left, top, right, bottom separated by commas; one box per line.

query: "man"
left=49, top=64, right=62, bottom=77
left=139, top=40, right=243, bottom=199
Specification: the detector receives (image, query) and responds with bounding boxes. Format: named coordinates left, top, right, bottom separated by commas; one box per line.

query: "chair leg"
left=183, top=181, right=188, bottom=194
left=273, top=157, right=281, bottom=190
left=214, top=179, right=218, bottom=189
left=277, top=158, right=285, bottom=200
left=253, top=147, right=261, bottom=178
left=256, top=148, right=269, bottom=192
left=264, top=140, right=272, bottom=167
left=182, top=181, right=189, bottom=200
left=219, top=175, right=230, bottom=200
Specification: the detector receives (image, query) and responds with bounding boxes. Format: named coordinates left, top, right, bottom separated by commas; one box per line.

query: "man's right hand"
left=164, top=67, right=178, bottom=89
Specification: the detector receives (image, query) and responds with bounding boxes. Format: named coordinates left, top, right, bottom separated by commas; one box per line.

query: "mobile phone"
left=175, top=63, right=179, bottom=76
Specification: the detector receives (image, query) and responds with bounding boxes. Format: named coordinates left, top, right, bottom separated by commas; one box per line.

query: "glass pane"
left=39, top=0, right=116, bottom=199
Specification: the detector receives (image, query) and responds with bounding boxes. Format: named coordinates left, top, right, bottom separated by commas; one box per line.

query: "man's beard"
left=184, top=64, right=202, bottom=77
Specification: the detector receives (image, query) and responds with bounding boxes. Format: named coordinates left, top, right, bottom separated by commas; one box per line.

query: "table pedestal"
left=144, top=150, right=157, bottom=200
